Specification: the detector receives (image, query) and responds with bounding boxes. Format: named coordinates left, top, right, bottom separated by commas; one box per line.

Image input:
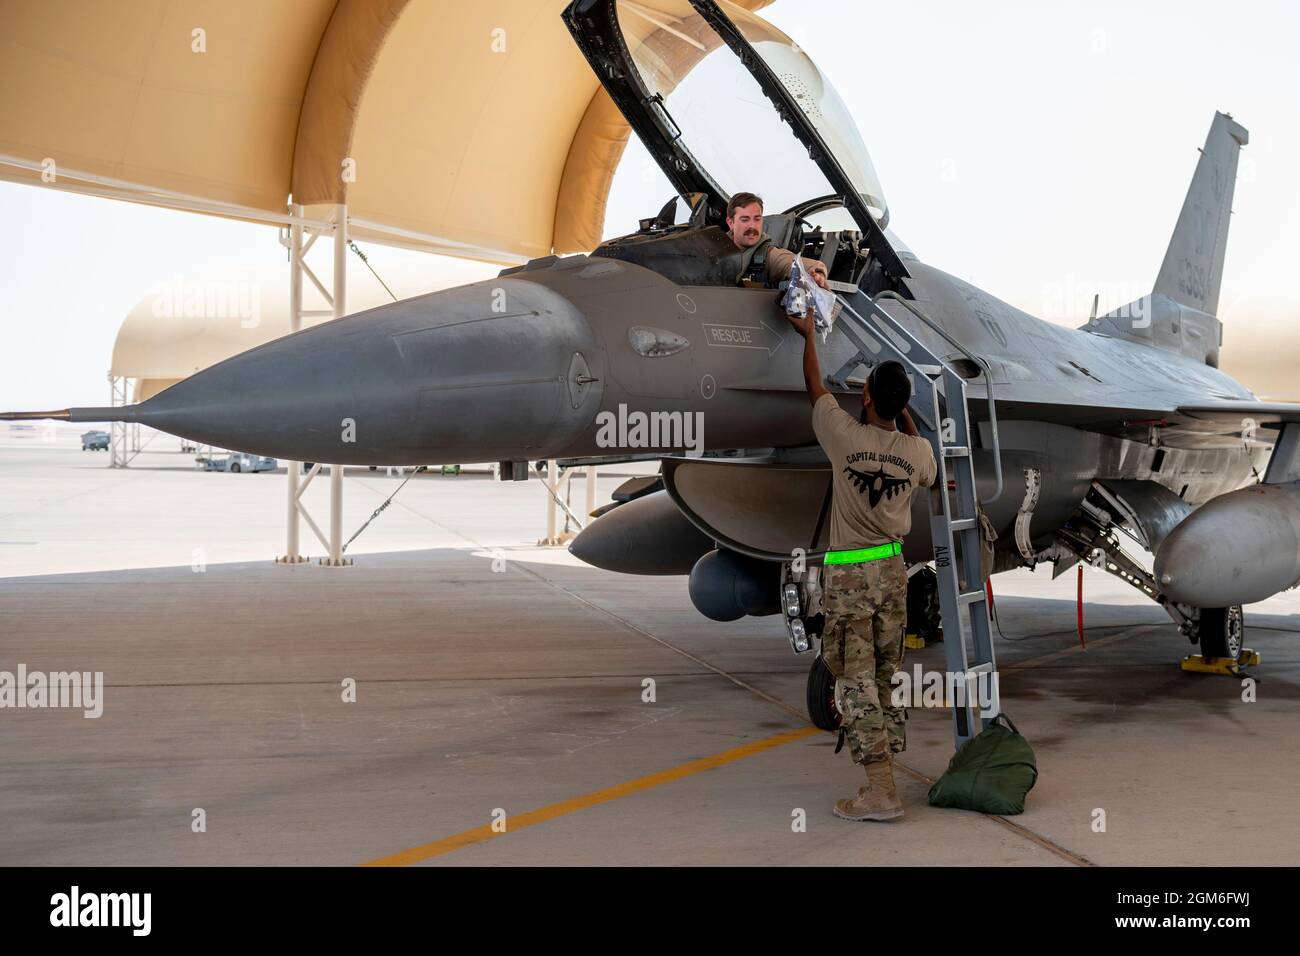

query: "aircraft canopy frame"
left=562, top=0, right=908, bottom=277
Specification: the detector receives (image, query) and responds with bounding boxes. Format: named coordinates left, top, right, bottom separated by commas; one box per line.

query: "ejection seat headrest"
left=762, top=213, right=799, bottom=251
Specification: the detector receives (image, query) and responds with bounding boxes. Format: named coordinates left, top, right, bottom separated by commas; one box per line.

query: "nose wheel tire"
left=1199, top=606, right=1244, bottom=661
left=806, top=655, right=843, bottom=731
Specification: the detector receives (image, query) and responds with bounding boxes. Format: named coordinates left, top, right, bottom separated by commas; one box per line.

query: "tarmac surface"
left=2, top=432, right=1298, bottom=866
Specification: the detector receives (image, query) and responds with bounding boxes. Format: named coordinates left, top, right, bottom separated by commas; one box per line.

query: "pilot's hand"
left=810, top=268, right=829, bottom=290
left=786, top=307, right=815, bottom=339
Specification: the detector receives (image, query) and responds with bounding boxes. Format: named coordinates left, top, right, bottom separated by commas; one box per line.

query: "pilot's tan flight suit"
left=736, top=234, right=827, bottom=288
left=813, top=393, right=936, bottom=821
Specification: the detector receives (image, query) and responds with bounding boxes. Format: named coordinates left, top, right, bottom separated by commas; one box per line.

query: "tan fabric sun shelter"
left=0, top=0, right=772, bottom=263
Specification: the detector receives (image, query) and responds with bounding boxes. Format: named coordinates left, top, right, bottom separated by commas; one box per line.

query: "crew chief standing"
left=786, top=309, right=936, bottom=821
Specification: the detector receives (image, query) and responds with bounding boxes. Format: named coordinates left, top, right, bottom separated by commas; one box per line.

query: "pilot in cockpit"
left=726, top=191, right=829, bottom=291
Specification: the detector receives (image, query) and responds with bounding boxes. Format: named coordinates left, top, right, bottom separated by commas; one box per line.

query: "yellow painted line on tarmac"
left=361, top=725, right=819, bottom=866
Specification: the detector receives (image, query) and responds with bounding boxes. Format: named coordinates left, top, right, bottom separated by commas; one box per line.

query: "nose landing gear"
left=806, top=655, right=842, bottom=731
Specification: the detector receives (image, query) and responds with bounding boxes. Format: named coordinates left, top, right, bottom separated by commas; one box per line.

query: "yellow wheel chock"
left=1180, top=648, right=1260, bottom=675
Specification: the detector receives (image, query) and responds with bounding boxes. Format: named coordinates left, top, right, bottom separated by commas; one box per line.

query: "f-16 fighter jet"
left=7, top=1, right=1295, bottom=733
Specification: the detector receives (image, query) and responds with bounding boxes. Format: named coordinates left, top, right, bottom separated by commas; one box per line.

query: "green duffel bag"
left=927, top=714, right=1038, bottom=815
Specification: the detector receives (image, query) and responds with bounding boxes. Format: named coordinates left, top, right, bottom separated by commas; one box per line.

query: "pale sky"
left=2, top=0, right=1298, bottom=410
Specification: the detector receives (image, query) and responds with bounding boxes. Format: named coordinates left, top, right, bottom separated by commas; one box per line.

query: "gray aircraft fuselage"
left=29, top=246, right=1262, bottom=528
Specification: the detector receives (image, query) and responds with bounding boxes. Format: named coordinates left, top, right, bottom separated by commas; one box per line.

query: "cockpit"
left=565, top=0, right=911, bottom=291
left=592, top=195, right=893, bottom=294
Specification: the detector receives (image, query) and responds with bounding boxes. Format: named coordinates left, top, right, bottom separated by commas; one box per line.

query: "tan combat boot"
left=833, top=756, right=904, bottom=822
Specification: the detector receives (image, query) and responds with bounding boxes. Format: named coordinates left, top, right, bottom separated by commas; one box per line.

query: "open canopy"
left=564, top=0, right=905, bottom=275
left=0, top=0, right=774, bottom=263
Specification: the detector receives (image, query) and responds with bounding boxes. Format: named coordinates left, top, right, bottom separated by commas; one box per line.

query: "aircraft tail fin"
left=1152, top=111, right=1248, bottom=316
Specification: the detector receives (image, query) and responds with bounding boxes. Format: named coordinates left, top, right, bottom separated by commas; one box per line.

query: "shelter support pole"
left=322, top=202, right=352, bottom=567
left=277, top=202, right=309, bottom=564
left=537, top=461, right=585, bottom=545
left=129, top=381, right=141, bottom=453
left=108, top=374, right=128, bottom=469
left=544, top=460, right=559, bottom=544
left=586, top=465, right=598, bottom=517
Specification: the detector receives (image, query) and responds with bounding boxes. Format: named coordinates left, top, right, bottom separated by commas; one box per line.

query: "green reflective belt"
left=824, top=541, right=902, bottom=565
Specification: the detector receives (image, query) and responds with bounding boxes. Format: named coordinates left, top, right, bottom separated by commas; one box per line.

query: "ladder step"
left=957, top=589, right=986, bottom=606
left=950, top=517, right=978, bottom=531
left=916, top=364, right=942, bottom=376
left=942, top=446, right=969, bottom=457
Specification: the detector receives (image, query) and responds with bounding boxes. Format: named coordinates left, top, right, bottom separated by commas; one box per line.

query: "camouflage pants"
left=821, top=554, right=907, bottom=765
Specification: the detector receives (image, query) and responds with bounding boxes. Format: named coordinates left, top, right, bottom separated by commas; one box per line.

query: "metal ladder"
left=827, top=290, right=1004, bottom=748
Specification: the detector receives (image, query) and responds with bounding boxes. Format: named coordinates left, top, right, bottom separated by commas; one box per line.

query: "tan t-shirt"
left=812, top=393, right=937, bottom=550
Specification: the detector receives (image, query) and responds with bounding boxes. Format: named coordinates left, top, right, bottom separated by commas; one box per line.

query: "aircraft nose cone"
left=133, top=279, right=603, bottom=463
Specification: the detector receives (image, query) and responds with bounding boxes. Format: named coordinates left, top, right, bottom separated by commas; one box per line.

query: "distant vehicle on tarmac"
left=195, top=452, right=277, bottom=473
left=81, top=430, right=109, bottom=451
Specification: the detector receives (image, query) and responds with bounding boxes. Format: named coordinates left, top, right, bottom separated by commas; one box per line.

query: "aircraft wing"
left=1174, top=401, right=1300, bottom=426
left=958, top=392, right=1300, bottom=452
